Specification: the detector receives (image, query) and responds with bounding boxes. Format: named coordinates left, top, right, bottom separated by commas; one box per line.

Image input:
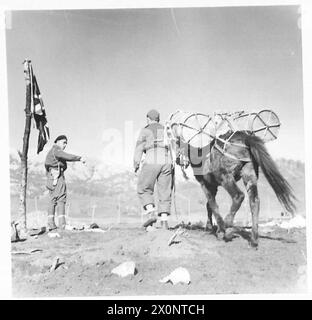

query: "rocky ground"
left=11, top=220, right=307, bottom=297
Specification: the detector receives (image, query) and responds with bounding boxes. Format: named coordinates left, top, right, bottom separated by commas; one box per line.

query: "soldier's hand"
left=134, top=166, right=140, bottom=176
left=134, top=163, right=139, bottom=172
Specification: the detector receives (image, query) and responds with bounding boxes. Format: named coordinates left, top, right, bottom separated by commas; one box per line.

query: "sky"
left=5, top=5, right=304, bottom=165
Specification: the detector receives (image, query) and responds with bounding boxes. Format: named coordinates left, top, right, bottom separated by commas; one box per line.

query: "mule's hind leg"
left=221, top=175, right=245, bottom=228
left=241, top=162, right=260, bottom=248
left=205, top=202, right=214, bottom=232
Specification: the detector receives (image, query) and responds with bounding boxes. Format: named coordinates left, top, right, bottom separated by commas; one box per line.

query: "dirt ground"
left=11, top=222, right=307, bottom=297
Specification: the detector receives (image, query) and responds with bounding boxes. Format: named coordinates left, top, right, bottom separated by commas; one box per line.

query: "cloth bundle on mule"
left=134, top=109, right=173, bottom=229
left=44, top=135, right=84, bottom=230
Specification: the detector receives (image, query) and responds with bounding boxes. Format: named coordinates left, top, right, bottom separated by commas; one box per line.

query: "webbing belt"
left=145, top=145, right=169, bottom=152
left=48, top=167, right=64, bottom=172
left=213, top=143, right=251, bottom=162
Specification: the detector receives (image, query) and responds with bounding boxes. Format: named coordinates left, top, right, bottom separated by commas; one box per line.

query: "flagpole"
left=17, top=59, right=32, bottom=233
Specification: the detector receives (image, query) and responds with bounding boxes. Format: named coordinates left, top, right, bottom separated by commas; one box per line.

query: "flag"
left=30, top=65, right=50, bottom=154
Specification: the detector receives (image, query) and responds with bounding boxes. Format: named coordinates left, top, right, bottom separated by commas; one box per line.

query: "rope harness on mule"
left=165, top=109, right=281, bottom=166
left=164, top=109, right=281, bottom=225
left=165, top=124, right=192, bottom=223
left=213, top=141, right=251, bottom=162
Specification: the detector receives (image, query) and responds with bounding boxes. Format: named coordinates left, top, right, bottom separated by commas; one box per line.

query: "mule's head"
left=164, top=117, right=190, bottom=169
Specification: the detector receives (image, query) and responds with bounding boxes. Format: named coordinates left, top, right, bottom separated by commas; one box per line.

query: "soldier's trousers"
left=47, top=175, right=67, bottom=226
left=137, top=163, right=173, bottom=215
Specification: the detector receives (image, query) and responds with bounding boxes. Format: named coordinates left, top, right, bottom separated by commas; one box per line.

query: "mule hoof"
left=224, top=217, right=234, bottom=229
left=216, top=231, right=225, bottom=241
left=249, top=241, right=258, bottom=250
left=224, top=228, right=235, bottom=242
left=205, top=224, right=214, bottom=232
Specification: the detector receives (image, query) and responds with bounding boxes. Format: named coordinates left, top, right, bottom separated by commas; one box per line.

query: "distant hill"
left=9, top=153, right=305, bottom=223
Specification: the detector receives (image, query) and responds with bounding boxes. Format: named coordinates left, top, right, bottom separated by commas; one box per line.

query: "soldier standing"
left=134, top=109, right=173, bottom=229
left=44, top=135, right=85, bottom=230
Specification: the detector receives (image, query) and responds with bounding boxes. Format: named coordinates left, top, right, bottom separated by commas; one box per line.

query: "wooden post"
left=17, top=60, right=32, bottom=232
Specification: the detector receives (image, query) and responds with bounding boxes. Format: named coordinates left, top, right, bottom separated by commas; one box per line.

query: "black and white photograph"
left=1, top=0, right=311, bottom=299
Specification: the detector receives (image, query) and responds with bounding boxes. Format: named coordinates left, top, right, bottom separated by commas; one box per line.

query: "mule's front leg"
left=200, top=182, right=225, bottom=239
left=221, top=175, right=245, bottom=229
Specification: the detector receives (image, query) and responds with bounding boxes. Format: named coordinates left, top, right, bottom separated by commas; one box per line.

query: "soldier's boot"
left=143, top=204, right=155, bottom=215
left=160, top=213, right=169, bottom=230
left=47, top=215, right=57, bottom=231
left=143, top=217, right=157, bottom=228
left=142, top=204, right=157, bottom=228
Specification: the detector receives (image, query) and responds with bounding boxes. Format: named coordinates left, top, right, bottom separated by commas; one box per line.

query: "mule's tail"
left=244, top=133, right=296, bottom=214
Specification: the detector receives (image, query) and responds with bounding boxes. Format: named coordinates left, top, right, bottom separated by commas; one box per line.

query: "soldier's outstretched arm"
left=54, top=149, right=82, bottom=162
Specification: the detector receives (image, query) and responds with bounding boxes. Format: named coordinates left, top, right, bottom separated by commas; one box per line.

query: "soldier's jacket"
left=45, top=145, right=81, bottom=173
left=134, top=123, right=171, bottom=169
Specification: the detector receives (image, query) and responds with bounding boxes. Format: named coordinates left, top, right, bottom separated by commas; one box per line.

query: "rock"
left=160, top=267, right=191, bottom=285
left=146, top=226, right=156, bottom=232
left=111, top=261, right=137, bottom=278
left=11, top=222, right=19, bottom=242
left=279, top=215, right=306, bottom=229
left=65, top=225, right=76, bottom=231
left=259, top=227, right=275, bottom=234
left=48, top=232, right=61, bottom=238
left=11, top=222, right=29, bottom=242
left=84, top=228, right=106, bottom=233
left=259, top=220, right=278, bottom=228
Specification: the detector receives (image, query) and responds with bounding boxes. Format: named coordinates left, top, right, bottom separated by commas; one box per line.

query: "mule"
left=173, top=130, right=296, bottom=248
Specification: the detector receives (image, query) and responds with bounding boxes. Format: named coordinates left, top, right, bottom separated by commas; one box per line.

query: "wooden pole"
left=17, top=60, right=32, bottom=232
